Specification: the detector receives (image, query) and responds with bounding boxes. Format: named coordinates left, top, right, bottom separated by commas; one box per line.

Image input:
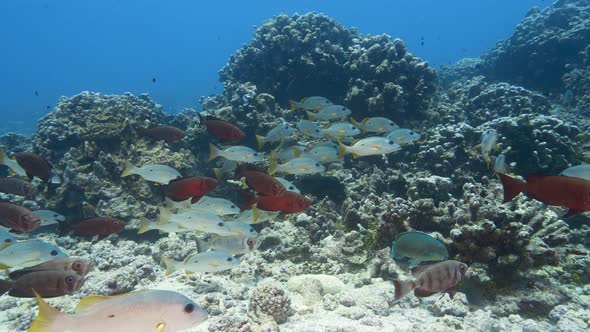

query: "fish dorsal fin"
left=74, top=295, right=113, bottom=313
left=525, top=174, right=552, bottom=183
left=361, top=117, right=369, bottom=124
left=29, top=290, right=64, bottom=332
left=252, top=204, right=261, bottom=223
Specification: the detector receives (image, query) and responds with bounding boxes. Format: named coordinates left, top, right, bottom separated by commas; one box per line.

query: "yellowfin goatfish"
left=256, top=124, right=295, bottom=150
left=196, top=236, right=257, bottom=255
left=121, top=161, right=181, bottom=185
left=33, top=210, right=66, bottom=227
left=158, top=208, right=235, bottom=236
left=269, top=152, right=325, bottom=175
left=209, top=144, right=263, bottom=163
left=338, top=137, right=401, bottom=158
left=560, top=164, right=590, bottom=181
left=0, top=148, right=27, bottom=176
left=192, top=196, right=240, bottom=216
left=137, top=217, right=189, bottom=235
left=493, top=154, right=509, bottom=174
left=306, top=105, right=352, bottom=121
left=28, top=289, right=208, bottom=332
left=224, top=221, right=258, bottom=237
left=351, top=117, right=399, bottom=134
left=391, top=231, right=448, bottom=267
left=0, top=240, right=67, bottom=270
left=289, top=96, right=333, bottom=111
left=277, top=145, right=307, bottom=162
left=296, top=120, right=325, bottom=138
left=323, top=123, right=361, bottom=139
left=0, top=227, right=16, bottom=250
left=275, top=177, right=300, bottom=193
left=385, top=128, right=421, bottom=145
left=479, top=129, right=498, bottom=167
left=212, top=160, right=237, bottom=180
left=162, top=251, right=240, bottom=275
left=305, top=145, right=341, bottom=163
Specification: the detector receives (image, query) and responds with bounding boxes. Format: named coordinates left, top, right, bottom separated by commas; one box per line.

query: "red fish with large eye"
left=67, top=217, right=126, bottom=236
left=0, top=202, right=40, bottom=232
left=198, top=114, right=245, bottom=143
left=0, top=270, right=85, bottom=298
left=497, top=173, right=590, bottom=218
left=9, top=257, right=94, bottom=280
left=0, top=178, right=37, bottom=197
left=165, top=176, right=218, bottom=203
left=13, top=152, right=60, bottom=184
left=241, top=190, right=311, bottom=214
left=236, top=164, right=285, bottom=196
left=137, top=125, right=185, bottom=142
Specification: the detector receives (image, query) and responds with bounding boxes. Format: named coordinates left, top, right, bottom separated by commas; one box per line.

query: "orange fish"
left=198, top=114, right=245, bottom=143
left=241, top=190, right=310, bottom=214
left=137, top=125, right=185, bottom=142
left=66, top=217, right=126, bottom=236
left=236, top=164, right=285, bottom=196
left=497, top=173, right=590, bottom=217
left=165, top=176, right=218, bottom=203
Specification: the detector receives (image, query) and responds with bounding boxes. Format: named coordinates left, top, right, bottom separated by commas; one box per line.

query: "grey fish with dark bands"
left=0, top=177, right=37, bottom=196
left=393, top=260, right=468, bottom=301
left=0, top=270, right=84, bottom=298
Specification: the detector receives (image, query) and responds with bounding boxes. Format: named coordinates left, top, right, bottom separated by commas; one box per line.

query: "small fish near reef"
left=0, top=201, right=41, bottom=232
left=269, top=152, right=325, bottom=176
left=296, top=120, right=325, bottom=138
left=0, top=148, right=27, bottom=177
left=497, top=173, right=590, bottom=218
left=0, top=177, right=38, bottom=196
left=338, top=137, right=401, bottom=158
left=391, top=231, right=449, bottom=267
left=209, top=144, right=264, bottom=163
left=0, top=240, right=67, bottom=270
left=165, top=176, right=218, bottom=203
left=560, top=164, right=590, bottom=181
left=385, top=128, right=421, bottom=145
left=351, top=117, right=399, bottom=134
left=323, top=122, right=361, bottom=140
left=241, top=190, right=311, bottom=214
left=256, top=123, right=295, bottom=150
left=198, top=113, right=245, bottom=143
left=0, top=269, right=84, bottom=298
left=64, top=217, right=126, bottom=236
left=27, top=289, right=208, bottom=332
left=13, top=152, right=61, bottom=184
left=9, top=257, right=94, bottom=279
left=191, top=196, right=240, bottom=216
left=196, top=236, right=257, bottom=255
left=137, top=125, right=185, bottom=142
left=289, top=96, right=333, bottom=111
left=212, top=160, right=237, bottom=180
left=162, top=251, right=240, bottom=275
left=236, top=164, right=285, bottom=196
left=158, top=207, right=234, bottom=236
left=306, top=105, right=352, bottom=121
left=121, top=162, right=181, bottom=185
left=477, top=128, right=498, bottom=167
left=33, top=209, right=66, bottom=227
left=393, top=260, right=468, bottom=301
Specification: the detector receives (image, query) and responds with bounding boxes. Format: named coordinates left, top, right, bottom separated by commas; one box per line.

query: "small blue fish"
left=385, top=128, right=421, bottom=145
left=480, top=129, right=497, bottom=167
left=493, top=154, right=509, bottom=174
left=297, top=120, right=324, bottom=138
left=391, top=231, right=448, bottom=267
left=256, top=124, right=295, bottom=150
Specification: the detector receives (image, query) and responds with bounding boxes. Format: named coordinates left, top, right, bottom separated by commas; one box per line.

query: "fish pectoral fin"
left=156, top=323, right=166, bottom=332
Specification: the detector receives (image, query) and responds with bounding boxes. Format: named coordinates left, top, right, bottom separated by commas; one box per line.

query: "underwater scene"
left=1, top=0, right=590, bottom=331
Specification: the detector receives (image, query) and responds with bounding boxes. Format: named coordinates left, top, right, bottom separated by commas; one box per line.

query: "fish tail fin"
left=28, top=290, right=64, bottom=332
left=0, top=279, right=13, bottom=296
left=256, top=135, right=265, bottom=150
left=337, top=141, right=348, bottom=158
left=393, top=279, right=416, bottom=301
left=251, top=203, right=261, bottom=223
left=158, top=207, right=172, bottom=223
left=305, top=111, right=315, bottom=120
left=268, top=151, right=278, bottom=175
left=496, top=173, right=525, bottom=203
left=289, top=100, right=299, bottom=111
left=240, top=191, right=257, bottom=209
left=195, top=238, right=209, bottom=253
left=121, top=161, right=136, bottom=178
left=161, top=257, right=177, bottom=276
left=212, top=168, right=223, bottom=181
left=350, top=118, right=362, bottom=132
left=137, top=217, right=152, bottom=235
left=208, top=144, right=220, bottom=161
left=0, top=148, right=7, bottom=165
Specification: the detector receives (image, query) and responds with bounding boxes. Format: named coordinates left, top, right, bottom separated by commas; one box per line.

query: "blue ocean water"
left=0, top=0, right=548, bottom=135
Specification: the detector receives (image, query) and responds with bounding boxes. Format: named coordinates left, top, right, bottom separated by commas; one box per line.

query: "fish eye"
left=315, top=163, right=320, bottom=167
left=230, top=205, right=236, bottom=209
left=341, top=107, right=346, bottom=110
left=65, top=276, right=75, bottom=284
left=388, top=140, right=394, bottom=145
left=184, top=303, right=195, bottom=313
left=247, top=239, right=254, bottom=246
left=217, top=222, right=224, bottom=227
left=50, top=250, right=58, bottom=256
left=73, top=262, right=83, bottom=270
left=53, top=214, right=59, bottom=218
left=226, top=257, right=233, bottom=262
left=289, top=186, right=294, bottom=190
left=4, top=239, right=12, bottom=243
left=315, top=129, right=320, bottom=132
left=254, top=152, right=260, bottom=156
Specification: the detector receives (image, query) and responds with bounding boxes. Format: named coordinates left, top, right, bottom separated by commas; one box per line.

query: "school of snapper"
left=0, top=95, right=588, bottom=331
